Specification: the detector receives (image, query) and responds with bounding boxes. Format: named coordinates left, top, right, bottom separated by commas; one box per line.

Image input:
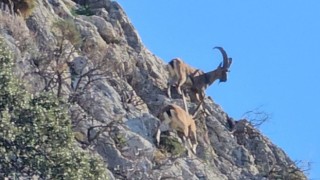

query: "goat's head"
left=214, top=47, right=232, bottom=83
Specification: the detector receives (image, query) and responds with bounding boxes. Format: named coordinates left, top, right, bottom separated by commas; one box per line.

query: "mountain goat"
left=156, top=104, right=198, bottom=154
left=167, top=47, right=232, bottom=115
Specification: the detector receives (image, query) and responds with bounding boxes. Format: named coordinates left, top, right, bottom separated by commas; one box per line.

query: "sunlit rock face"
left=0, top=0, right=307, bottom=179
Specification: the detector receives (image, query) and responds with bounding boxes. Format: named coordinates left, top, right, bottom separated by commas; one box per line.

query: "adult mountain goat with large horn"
left=167, top=47, right=232, bottom=115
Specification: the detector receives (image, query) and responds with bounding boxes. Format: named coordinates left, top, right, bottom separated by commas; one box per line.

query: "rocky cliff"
left=0, top=0, right=307, bottom=179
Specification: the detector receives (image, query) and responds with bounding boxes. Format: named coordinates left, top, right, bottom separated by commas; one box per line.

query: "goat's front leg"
left=192, top=90, right=206, bottom=117
left=167, top=79, right=177, bottom=98
left=192, top=100, right=203, bottom=117
left=155, top=128, right=161, bottom=147
left=181, top=136, right=196, bottom=156
left=156, top=121, right=171, bottom=146
left=188, top=129, right=198, bottom=154
left=167, top=84, right=172, bottom=98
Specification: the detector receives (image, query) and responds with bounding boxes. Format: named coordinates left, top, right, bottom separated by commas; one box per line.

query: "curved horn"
left=213, top=46, right=229, bottom=69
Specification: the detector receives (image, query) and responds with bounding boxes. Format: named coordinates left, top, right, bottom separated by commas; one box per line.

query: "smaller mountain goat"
left=156, top=104, right=198, bottom=154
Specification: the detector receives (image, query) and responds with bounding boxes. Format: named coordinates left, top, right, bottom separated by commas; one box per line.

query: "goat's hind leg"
left=182, top=90, right=189, bottom=115
left=167, top=84, right=172, bottom=98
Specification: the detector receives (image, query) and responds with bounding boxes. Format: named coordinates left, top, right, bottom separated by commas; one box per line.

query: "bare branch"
left=241, top=105, right=271, bottom=128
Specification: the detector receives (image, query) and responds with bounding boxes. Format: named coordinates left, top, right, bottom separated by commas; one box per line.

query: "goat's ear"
left=217, top=62, right=222, bottom=69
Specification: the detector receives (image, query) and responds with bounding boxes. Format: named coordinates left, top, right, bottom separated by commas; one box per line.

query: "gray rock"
left=1, top=0, right=307, bottom=179
left=80, top=15, right=118, bottom=44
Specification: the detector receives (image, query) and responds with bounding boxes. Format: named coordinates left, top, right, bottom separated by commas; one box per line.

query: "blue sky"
left=116, top=1, right=320, bottom=178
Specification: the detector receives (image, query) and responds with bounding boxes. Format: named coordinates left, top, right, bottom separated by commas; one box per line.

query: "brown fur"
left=156, top=104, right=198, bottom=154
left=167, top=47, right=232, bottom=116
left=167, top=58, right=204, bottom=98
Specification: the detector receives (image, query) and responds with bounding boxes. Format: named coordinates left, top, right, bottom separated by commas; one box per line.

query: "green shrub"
left=159, top=134, right=186, bottom=157
left=0, top=37, right=108, bottom=179
left=71, top=5, right=94, bottom=16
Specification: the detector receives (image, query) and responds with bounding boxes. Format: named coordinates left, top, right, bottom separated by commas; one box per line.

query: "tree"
left=34, top=18, right=82, bottom=98
left=33, top=18, right=121, bottom=101
left=0, top=37, right=108, bottom=179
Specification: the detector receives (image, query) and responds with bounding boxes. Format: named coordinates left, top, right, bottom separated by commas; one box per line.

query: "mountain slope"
left=0, top=0, right=307, bottom=179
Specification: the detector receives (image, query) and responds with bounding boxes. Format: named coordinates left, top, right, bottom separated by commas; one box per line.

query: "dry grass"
left=1, top=0, right=35, bottom=18
left=0, top=3, right=34, bottom=52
